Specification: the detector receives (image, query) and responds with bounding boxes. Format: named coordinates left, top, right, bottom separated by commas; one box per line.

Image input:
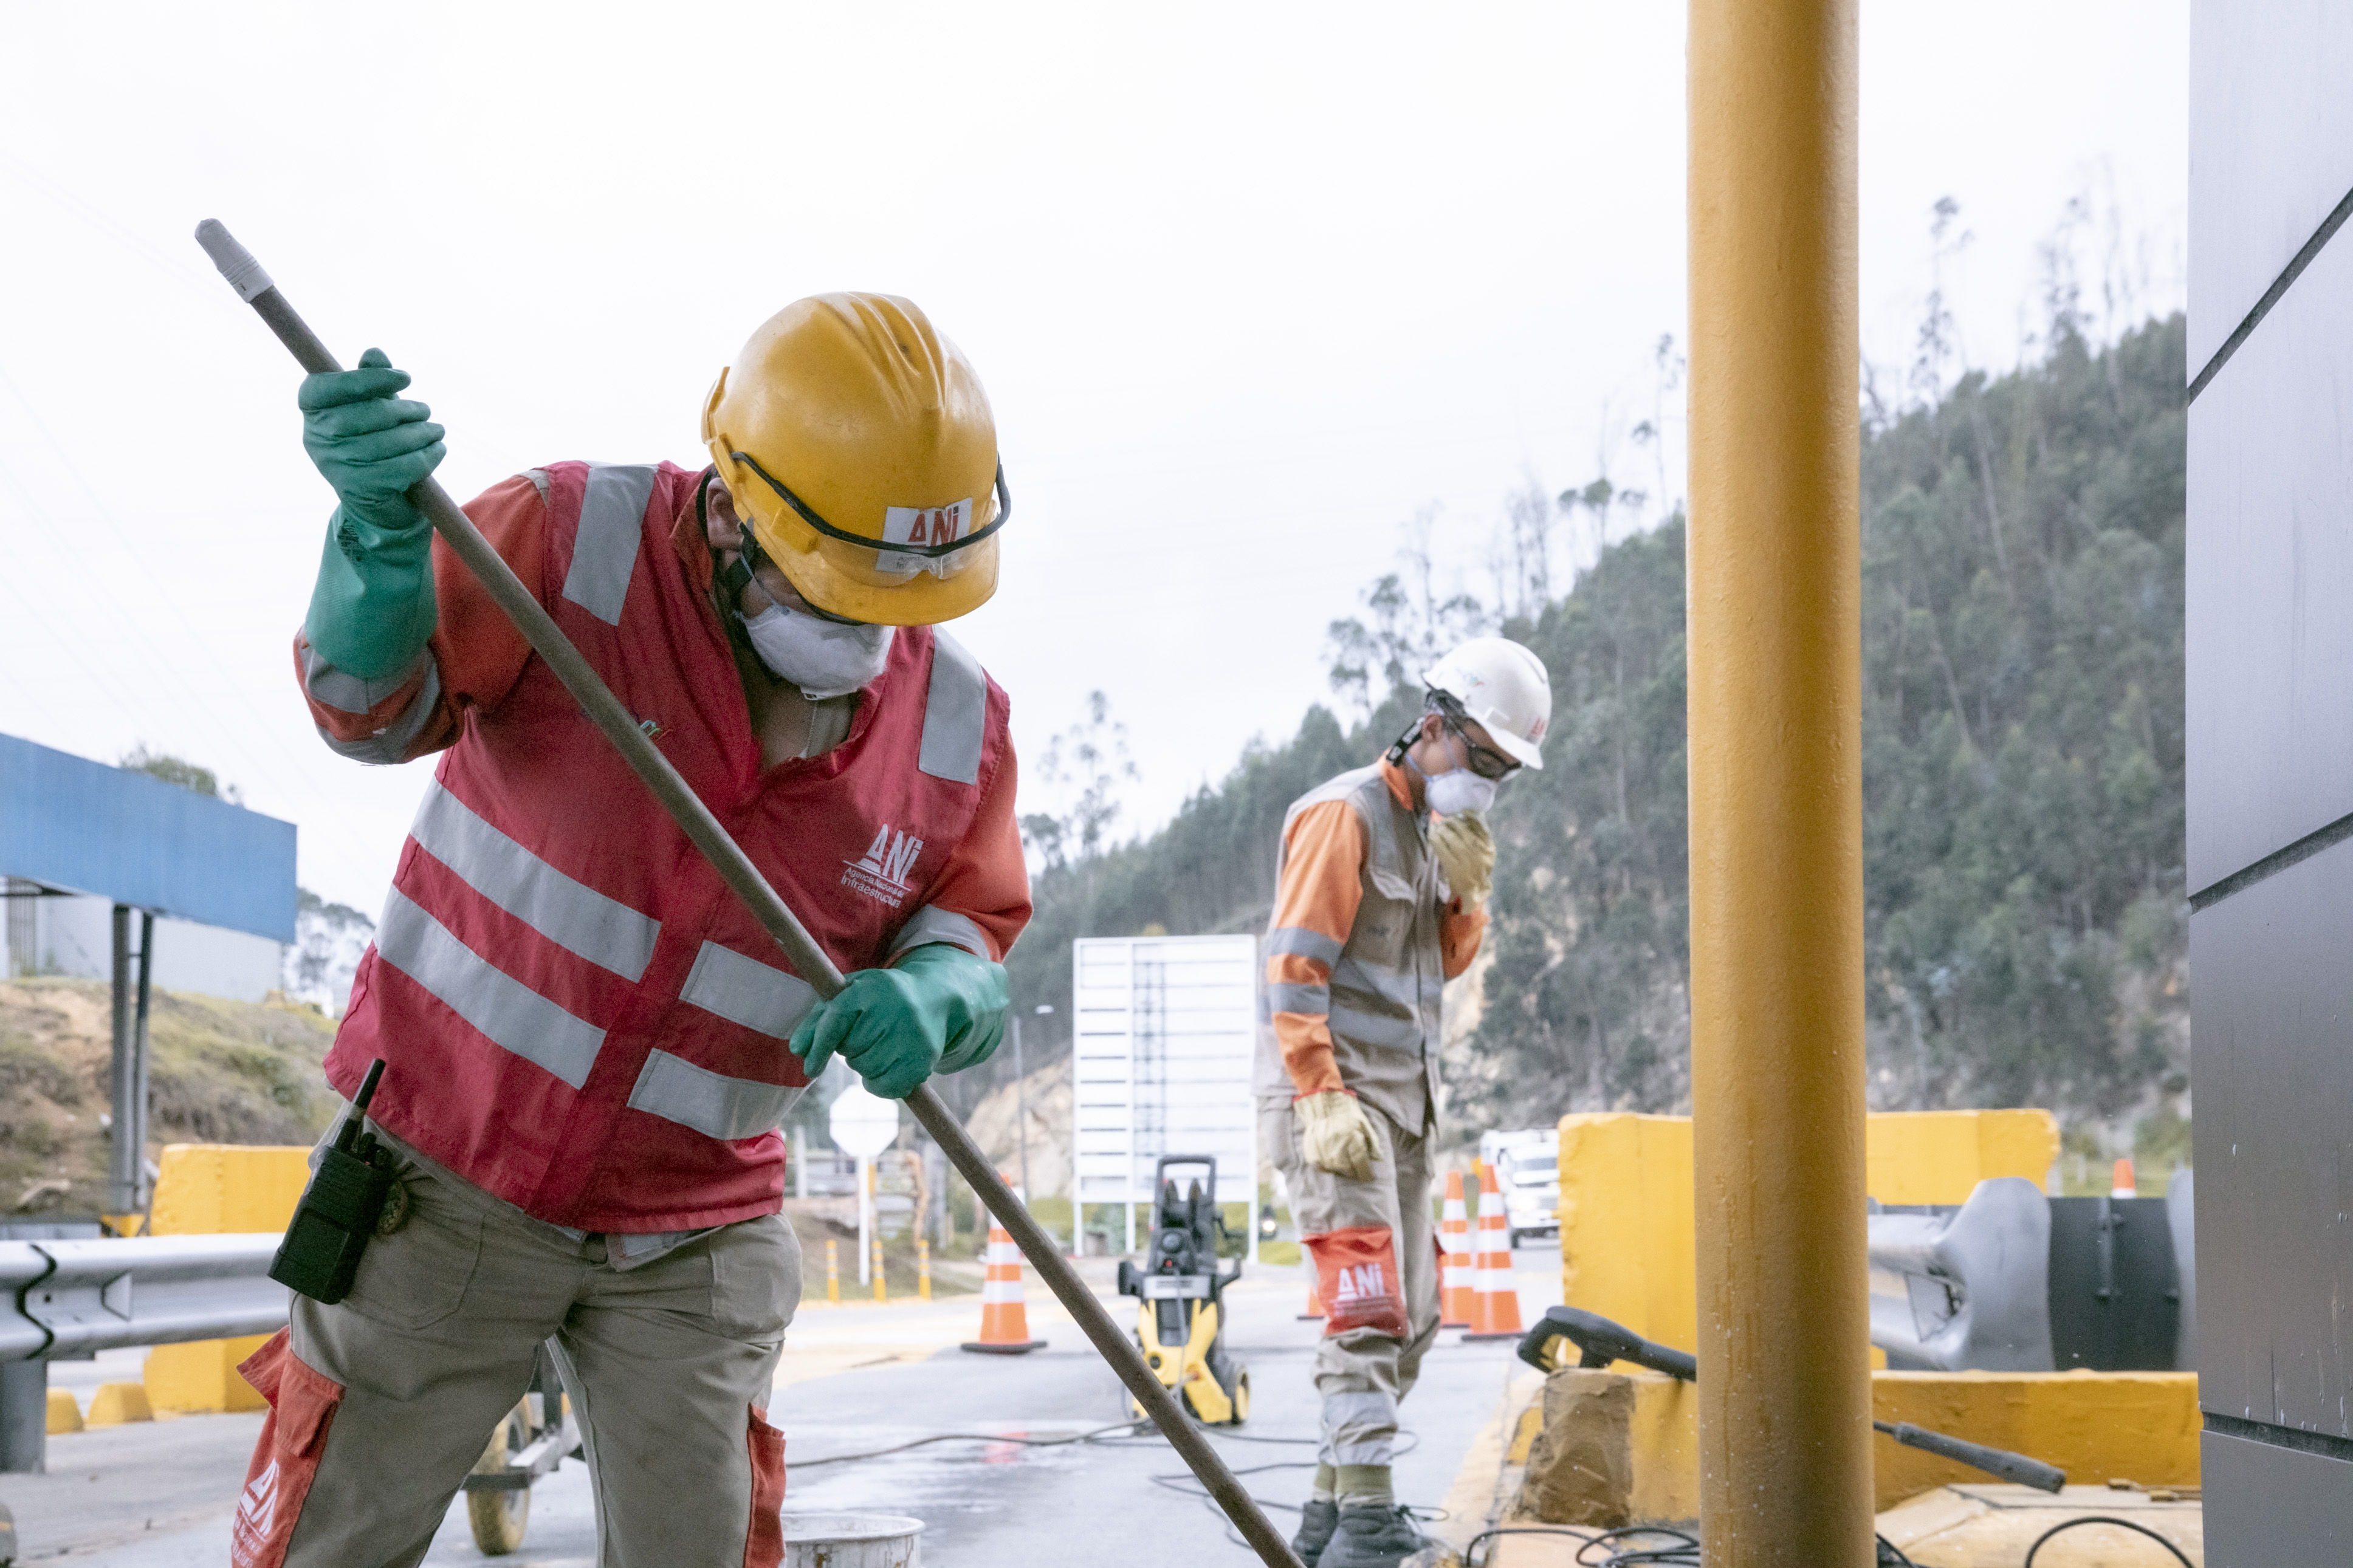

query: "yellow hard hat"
left=701, top=292, right=1006, bottom=625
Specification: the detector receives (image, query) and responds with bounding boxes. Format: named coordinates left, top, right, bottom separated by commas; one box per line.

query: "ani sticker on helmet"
left=878, top=498, right=972, bottom=578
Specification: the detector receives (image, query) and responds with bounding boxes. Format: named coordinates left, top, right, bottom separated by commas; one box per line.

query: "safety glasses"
left=730, top=450, right=1012, bottom=561
left=1448, top=722, right=1520, bottom=782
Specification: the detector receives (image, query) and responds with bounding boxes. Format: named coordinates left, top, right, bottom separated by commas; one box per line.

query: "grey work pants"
left=1263, top=1099, right=1440, bottom=1471
left=230, top=1149, right=800, bottom=1568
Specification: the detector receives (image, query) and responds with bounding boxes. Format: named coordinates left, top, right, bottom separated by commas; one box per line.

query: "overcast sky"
left=0, top=2, right=2187, bottom=922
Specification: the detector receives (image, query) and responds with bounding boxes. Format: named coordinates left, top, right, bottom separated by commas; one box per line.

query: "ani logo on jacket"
left=842, top=824, right=924, bottom=909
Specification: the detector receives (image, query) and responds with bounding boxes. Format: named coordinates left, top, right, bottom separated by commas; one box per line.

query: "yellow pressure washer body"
left=1117, top=1154, right=1249, bottom=1425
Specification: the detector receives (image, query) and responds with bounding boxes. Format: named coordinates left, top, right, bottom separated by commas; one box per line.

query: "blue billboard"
left=0, top=733, right=298, bottom=943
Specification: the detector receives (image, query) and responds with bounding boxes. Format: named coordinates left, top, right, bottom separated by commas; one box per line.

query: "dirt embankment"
left=0, top=978, right=340, bottom=1217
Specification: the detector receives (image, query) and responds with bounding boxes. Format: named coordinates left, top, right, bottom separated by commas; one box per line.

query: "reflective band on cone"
left=1463, top=1162, right=1525, bottom=1341
left=960, top=1220, right=1045, bottom=1354
left=1440, top=1167, right=1475, bottom=1329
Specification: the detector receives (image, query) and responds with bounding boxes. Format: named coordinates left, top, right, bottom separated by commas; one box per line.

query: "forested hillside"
left=998, top=312, right=2188, bottom=1142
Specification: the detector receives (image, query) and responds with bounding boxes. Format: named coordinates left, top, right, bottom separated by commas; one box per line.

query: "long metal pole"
left=1012, top=1014, right=1031, bottom=1206
left=1686, top=4, right=1869, bottom=1564
left=132, top=912, right=154, bottom=1211
left=195, top=221, right=1302, bottom=1568
left=107, top=905, right=133, bottom=1216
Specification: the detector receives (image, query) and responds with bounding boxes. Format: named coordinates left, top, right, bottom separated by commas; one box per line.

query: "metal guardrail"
left=0, top=1234, right=287, bottom=1361
left=1867, top=1177, right=2055, bottom=1371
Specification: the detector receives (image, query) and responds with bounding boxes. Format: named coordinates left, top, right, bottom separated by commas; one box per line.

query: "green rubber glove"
left=300, top=347, right=447, bottom=680
left=789, top=944, right=1009, bottom=1100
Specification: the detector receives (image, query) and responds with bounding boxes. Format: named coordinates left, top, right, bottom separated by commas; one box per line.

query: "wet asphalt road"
left=24, top=1245, right=1562, bottom=1566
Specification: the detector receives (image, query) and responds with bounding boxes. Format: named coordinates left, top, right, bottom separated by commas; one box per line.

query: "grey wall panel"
left=2190, top=0, right=2353, bottom=374
left=2186, top=222, right=2353, bottom=891
left=2202, top=1430, right=2353, bottom=1564
left=2190, top=845, right=2353, bottom=1436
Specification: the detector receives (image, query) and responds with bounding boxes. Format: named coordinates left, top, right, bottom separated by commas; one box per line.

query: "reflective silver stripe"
left=628, top=1050, right=806, bottom=1141
left=409, top=781, right=660, bottom=982
left=1266, top=926, right=1344, bottom=966
left=319, top=661, right=444, bottom=765
left=1333, top=953, right=1419, bottom=1013
left=374, top=889, right=606, bottom=1088
left=1266, top=982, right=1330, bottom=1015
left=303, top=646, right=430, bottom=717
left=890, top=905, right=991, bottom=961
left=1328, top=1001, right=1421, bottom=1052
left=679, top=941, right=820, bottom=1039
left=917, top=629, right=987, bottom=784
left=560, top=463, right=657, bottom=625
left=1321, top=1389, right=1398, bottom=1465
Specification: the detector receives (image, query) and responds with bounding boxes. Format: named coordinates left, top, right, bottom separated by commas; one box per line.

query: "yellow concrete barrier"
left=145, top=1335, right=276, bottom=1414
left=46, top=1388, right=81, bottom=1434
left=1555, top=1108, right=2060, bottom=1352
left=1863, top=1109, right=2061, bottom=1207
left=1872, top=1371, right=2200, bottom=1511
left=85, top=1381, right=153, bottom=1426
left=143, top=1143, right=310, bottom=1415
left=1516, top=1368, right=2200, bottom=1525
left=1557, top=1114, right=1697, bottom=1356
left=148, top=1144, right=312, bottom=1234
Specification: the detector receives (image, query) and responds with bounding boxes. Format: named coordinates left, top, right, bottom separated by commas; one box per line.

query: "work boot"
left=1292, top=1498, right=1339, bottom=1566
left=1317, top=1504, right=1437, bottom=1568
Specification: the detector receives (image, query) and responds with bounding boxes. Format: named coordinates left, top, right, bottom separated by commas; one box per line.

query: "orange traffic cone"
left=1463, top=1162, right=1525, bottom=1341
left=1440, top=1168, right=1475, bottom=1328
left=1299, top=1279, right=1327, bottom=1321
left=960, top=1220, right=1045, bottom=1354
left=2111, top=1158, right=2137, bottom=1199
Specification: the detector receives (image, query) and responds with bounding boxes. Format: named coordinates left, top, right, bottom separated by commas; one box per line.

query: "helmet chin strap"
left=701, top=466, right=868, bottom=650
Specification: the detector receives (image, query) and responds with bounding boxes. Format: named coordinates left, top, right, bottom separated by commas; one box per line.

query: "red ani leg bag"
left=229, top=1329, right=347, bottom=1568
left=1304, top=1225, right=1409, bottom=1337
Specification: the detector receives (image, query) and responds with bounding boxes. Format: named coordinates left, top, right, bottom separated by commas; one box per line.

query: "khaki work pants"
left=230, top=1148, right=800, bottom=1568
left=1263, top=1099, right=1440, bottom=1472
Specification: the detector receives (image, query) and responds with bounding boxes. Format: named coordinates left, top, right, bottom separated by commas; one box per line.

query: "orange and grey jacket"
left=1253, top=759, right=1486, bottom=1134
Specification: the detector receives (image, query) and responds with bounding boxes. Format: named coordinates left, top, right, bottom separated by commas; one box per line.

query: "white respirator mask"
left=1423, top=767, right=1499, bottom=818
left=741, top=601, right=895, bottom=700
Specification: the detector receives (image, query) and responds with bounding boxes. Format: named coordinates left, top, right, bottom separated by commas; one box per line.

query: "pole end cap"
left=194, top=219, right=273, bottom=303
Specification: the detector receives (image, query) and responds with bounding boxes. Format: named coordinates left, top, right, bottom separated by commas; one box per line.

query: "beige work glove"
left=1296, top=1089, right=1380, bottom=1183
left=1429, top=809, right=1496, bottom=910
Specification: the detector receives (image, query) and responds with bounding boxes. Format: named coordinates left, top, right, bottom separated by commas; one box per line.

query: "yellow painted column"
left=1687, top=1, right=1866, bottom=1563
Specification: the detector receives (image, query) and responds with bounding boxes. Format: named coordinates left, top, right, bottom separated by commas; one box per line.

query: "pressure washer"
left=1117, top=1154, right=1250, bottom=1424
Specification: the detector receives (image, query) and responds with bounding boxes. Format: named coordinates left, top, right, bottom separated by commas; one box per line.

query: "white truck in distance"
left=1478, top=1128, right=1561, bottom=1246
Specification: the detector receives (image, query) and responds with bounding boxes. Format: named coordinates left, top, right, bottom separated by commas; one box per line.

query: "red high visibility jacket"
left=297, top=461, right=1026, bottom=1231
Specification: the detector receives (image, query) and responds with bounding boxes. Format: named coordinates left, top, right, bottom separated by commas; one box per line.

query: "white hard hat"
left=1422, top=637, right=1552, bottom=770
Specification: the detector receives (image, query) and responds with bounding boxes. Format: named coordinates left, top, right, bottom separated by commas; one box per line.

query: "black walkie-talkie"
left=270, top=1059, right=397, bottom=1304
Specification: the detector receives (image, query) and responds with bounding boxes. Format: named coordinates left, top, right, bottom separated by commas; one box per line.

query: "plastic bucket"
left=781, top=1511, right=926, bottom=1568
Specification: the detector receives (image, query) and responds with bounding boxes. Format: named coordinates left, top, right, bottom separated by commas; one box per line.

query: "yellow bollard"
left=85, top=1381, right=153, bottom=1427
left=1688, top=0, right=1870, bottom=1561
left=872, top=1231, right=887, bottom=1303
left=918, top=1238, right=932, bottom=1301
left=826, top=1238, right=840, bottom=1304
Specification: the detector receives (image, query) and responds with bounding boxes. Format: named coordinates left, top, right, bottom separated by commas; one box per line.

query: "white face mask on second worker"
left=1422, top=767, right=1498, bottom=818
left=741, top=601, right=895, bottom=700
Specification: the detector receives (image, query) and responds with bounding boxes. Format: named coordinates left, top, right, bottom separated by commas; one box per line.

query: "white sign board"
left=828, top=1080, right=901, bottom=1159
left=1071, top=933, right=1259, bottom=1253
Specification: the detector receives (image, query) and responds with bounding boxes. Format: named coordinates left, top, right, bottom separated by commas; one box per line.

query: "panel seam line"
left=2188, top=179, right=2353, bottom=404
left=2202, top=1410, right=2353, bottom=1465
left=2189, top=806, right=2353, bottom=911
